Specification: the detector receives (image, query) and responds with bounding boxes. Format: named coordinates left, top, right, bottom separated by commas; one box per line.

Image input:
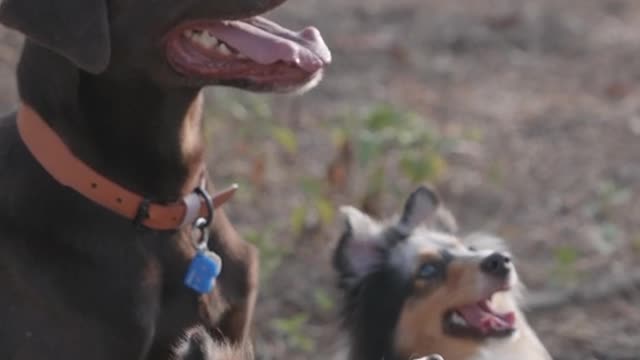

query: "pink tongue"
left=458, top=302, right=516, bottom=334
left=203, top=19, right=331, bottom=72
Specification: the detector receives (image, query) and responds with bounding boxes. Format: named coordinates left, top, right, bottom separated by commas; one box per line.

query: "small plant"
left=271, top=313, right=316, bottom=352
left=326, top=104, right=450, bottom=215
left=551, top=245, right=579, bottom=285
left=312, top=288, right=335, bottom=313
left=353, top=105, right=448, bottom=183
left=243, top=226, right=290, bottom=282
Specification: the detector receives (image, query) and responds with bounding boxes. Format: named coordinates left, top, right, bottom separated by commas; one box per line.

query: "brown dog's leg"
left=218, top=289, right=257, bottom=342
left=206, top=202, right=259, bottom=343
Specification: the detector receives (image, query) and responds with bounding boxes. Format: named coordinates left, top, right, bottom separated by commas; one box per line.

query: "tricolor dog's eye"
left=417, top=263, right=441, bottom=279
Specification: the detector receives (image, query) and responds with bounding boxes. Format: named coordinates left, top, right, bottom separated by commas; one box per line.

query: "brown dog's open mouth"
left=165, top=16, right=331, bottom=90
left=443, top=295, right=516, bottom=340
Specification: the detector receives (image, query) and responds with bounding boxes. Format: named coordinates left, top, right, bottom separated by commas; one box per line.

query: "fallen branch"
left=525, top=269, right=640, bottom=312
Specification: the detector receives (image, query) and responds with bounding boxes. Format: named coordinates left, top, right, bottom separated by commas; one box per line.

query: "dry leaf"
left=250, top=154, right=266, bottom=190
left=326, top=139, right=353, bottom=192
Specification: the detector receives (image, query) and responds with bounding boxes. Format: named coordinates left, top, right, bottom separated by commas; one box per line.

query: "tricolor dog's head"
left=333, top=186, right=523, bottom=360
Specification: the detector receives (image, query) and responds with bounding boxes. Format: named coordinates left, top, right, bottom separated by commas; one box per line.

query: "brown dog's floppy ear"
left=0, top=0, right=111, bottom=73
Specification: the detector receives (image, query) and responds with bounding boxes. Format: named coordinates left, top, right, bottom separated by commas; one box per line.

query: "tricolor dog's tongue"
left=205, top=17, right=331, bottom=72
left=458, top=301, right=516, bottom=334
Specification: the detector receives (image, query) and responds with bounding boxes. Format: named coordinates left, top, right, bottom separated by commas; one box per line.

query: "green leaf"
left=554, top=246, right=578, bottom=267
left=313, top=289, right=335, bottom=312
left=248, top=96, right=272, bottom=120
left=400, top=151, right=447, bottom=182
left=331, top=127, right=348, bottom=146
left=271, top=313, right=315, bottom=352
left=551, top=246, right=580, bottom=285
left=600, top=223, right=621, bottom=243
left=272, top=313, right=308, bottom=333
left=356, top=132, right=382, bottom=167
left=487, top=161, right=505, bottom=186
left=242, top=228, right=286, bottom=281
left=632, top=234, right=640, bottom=253
left=290, top=206, right=307, bottom=235
left=293, top=335, right=315, bottom=352
left=369, top=166, right=385, bottom=190
left=459, top=126, right=485, bottom=142
left=300, top=177, right=323, bottom=197
left=315, top=197, right=335, bottom=226
left=272, top=126, right=298, bottom=154
left=365, top=106, right=407, bottom=131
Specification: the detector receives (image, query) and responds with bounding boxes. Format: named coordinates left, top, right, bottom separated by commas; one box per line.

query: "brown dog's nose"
left=480, top=252, right=511, bottom=277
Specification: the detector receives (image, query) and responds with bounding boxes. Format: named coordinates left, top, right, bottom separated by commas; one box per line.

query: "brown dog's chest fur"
left=0, top=98, right=257, bottom=359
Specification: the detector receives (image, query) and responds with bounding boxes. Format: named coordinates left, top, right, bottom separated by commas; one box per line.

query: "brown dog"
left=0, top=0, right=330, bottom=359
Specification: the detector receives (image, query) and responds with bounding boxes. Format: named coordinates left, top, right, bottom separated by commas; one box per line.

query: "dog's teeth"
left=186, top=30, right=219, bottom=48
left=194, top=33, right=218, bottom=48
left=218, top=43, right=232, bottom=56
left=451, top=312, right=467, bottom=327
left=183, top=30, right=194, bottom=38
left=202, top=37, right=218, bottom=48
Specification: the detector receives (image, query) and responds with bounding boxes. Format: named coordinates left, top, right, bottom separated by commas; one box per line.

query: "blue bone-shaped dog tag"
left=184, top=250, right=222, bottom=294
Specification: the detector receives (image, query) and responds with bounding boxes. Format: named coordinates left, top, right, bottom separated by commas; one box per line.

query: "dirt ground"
left=1, top=0, right=640, bottom=359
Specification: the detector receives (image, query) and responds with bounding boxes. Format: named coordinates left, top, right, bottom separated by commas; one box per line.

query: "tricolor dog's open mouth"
left=165, top=15, right=331, bottom=91
left=443, top=291, right=516, bottom=340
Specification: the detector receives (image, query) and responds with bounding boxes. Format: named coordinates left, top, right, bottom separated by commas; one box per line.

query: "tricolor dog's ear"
left=333, top=206, right=384, bottom=286
left=397, top=185, right=440, bottom=234
left=397, top=185, right=458, bottom=234
left=0, top=0, right=111, bottom=73
left=340, top=206, right=379, bottom=241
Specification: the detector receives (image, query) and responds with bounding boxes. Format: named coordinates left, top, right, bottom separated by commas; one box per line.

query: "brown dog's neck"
left=16, top=42, right=206, bottom=202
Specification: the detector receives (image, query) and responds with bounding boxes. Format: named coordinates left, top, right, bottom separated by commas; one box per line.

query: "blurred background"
left=2, top=0, right=640, bottom=359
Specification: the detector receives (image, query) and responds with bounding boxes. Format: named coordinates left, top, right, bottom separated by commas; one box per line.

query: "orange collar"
left=17, top=104, right=237, bottom=231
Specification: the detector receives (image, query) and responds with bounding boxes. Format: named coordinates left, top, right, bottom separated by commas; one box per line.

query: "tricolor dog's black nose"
left=480, top=252, right=511, bottom=277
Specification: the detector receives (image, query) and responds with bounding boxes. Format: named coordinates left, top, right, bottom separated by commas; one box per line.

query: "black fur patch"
left=335, top=245, right=412, bottom=360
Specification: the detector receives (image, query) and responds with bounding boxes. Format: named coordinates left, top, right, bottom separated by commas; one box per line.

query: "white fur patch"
left=339, top=206, right=382, bottom=240
left=338, top=206, right=386, bottom=280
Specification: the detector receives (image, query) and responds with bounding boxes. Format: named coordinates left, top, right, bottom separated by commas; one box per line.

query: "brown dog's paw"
left=172, top=326, right=253, bottom=360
